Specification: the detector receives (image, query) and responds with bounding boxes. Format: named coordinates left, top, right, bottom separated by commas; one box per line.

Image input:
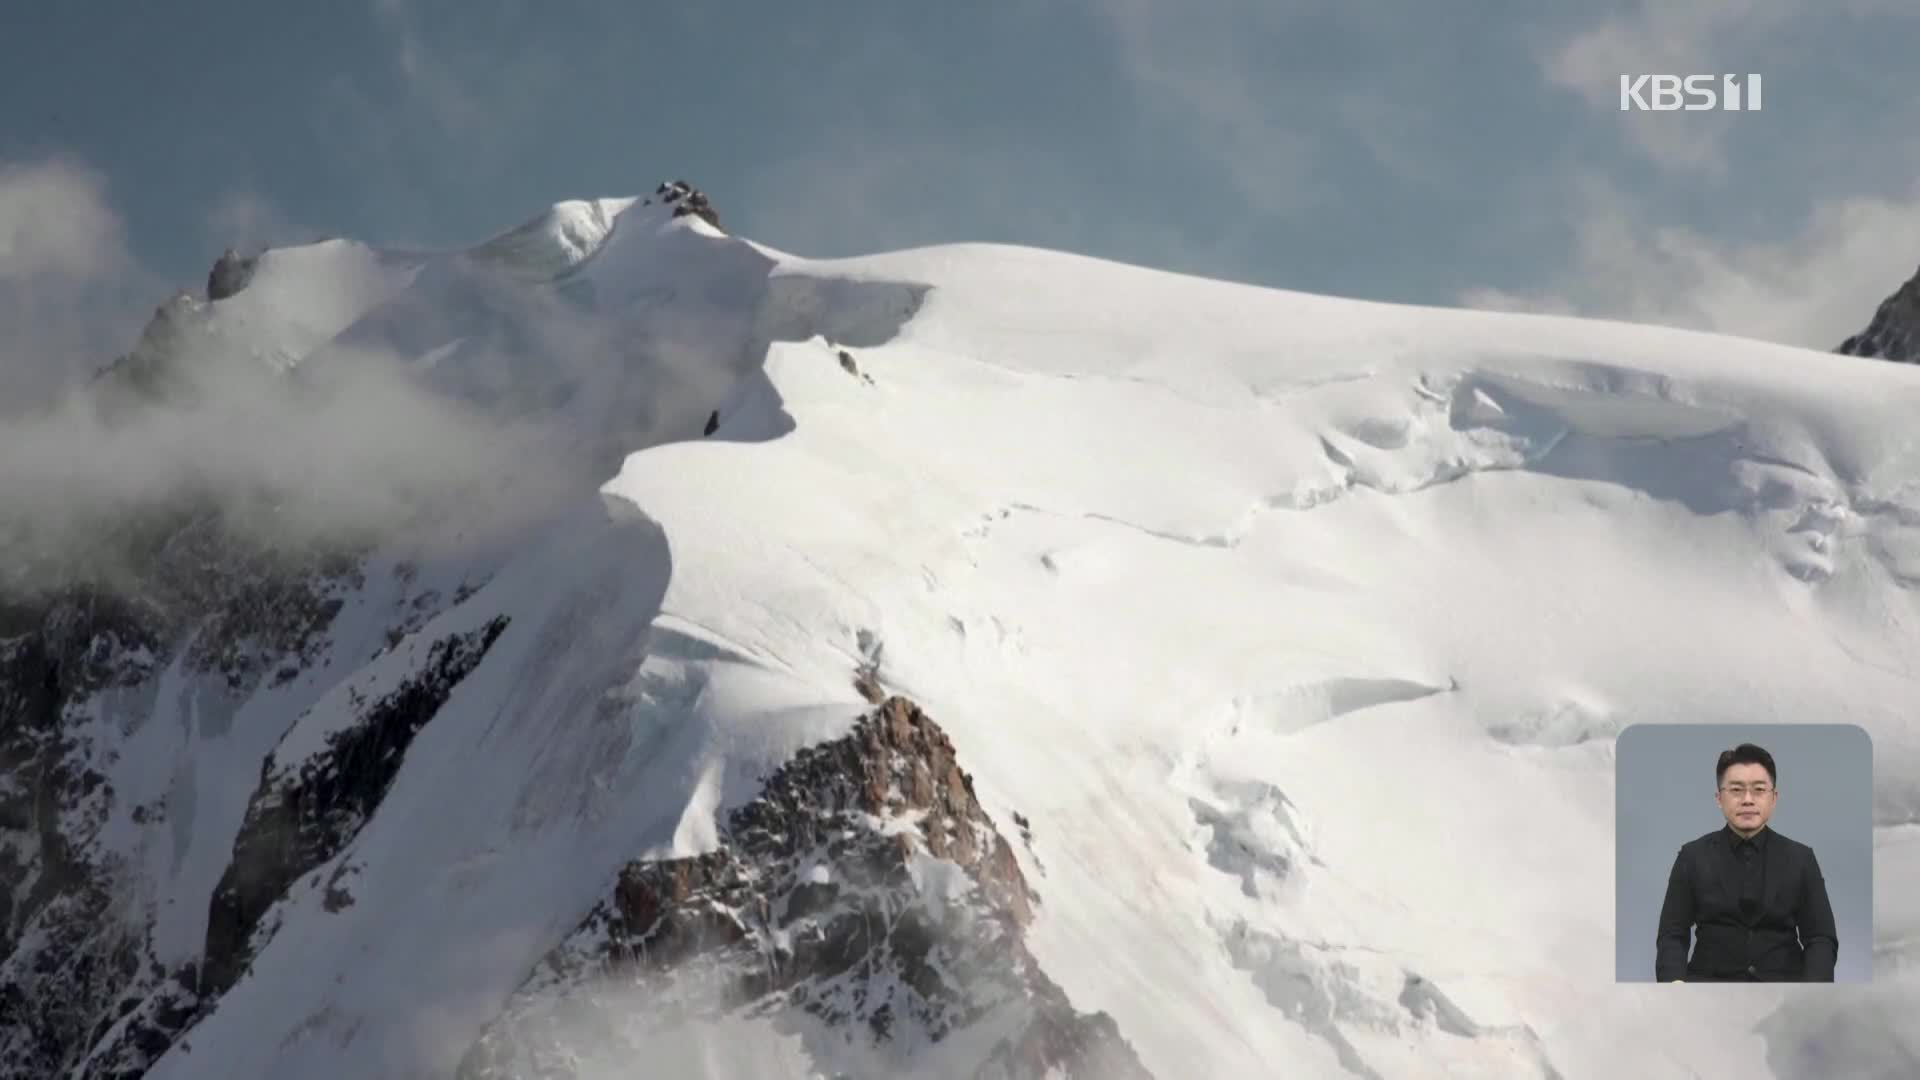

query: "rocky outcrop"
left=460, top=695, right=1151, bottom=1080
left=0, top=511, right=366, bottom=1078
left=1837, top=263, right=1920, bottom=364
left=89, top=292, right=209, bottom=404
left=206, top=249, right=259, bottom=302
left=201, top=615, right=510, bottom=998
left=649, top=179, right=721, bottom=230
left=0, top=591, right=161, bottom=1080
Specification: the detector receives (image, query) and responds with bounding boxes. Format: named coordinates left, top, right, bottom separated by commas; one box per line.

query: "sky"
left=5, top=0, right=1920, bottom=410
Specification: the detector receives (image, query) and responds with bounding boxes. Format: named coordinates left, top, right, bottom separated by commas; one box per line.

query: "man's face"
left=1717, top=762, right=1777, bottom=835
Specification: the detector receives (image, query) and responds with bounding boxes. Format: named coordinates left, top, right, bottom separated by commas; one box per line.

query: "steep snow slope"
left=76, top=192, right=753, bottom=977
left=165, top=230, right=1920, bottom=1077
left=10, top=189, right=1919, bottom=1078
left=0, top=185, right=776, bottom=1078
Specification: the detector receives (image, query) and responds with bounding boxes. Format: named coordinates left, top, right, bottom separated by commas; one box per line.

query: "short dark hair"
left=1716, top=743, right=1777, bottom=786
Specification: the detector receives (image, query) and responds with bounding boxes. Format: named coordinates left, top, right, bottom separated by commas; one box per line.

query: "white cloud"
left=1544, top=0, right=1920, bottom=174
left=1094, top=0, right=1325, bottom=217
left=0, top=253, right=731, bottom=594
left=0, top=156, right=158, bottom=415
left=360, top=0, right=554, bottom=155
left=203, top=190, right=327, bottom=254
left=1545, top=1, right=1776, bottom=176
left=0, top=157, right=129, bottom=283
left=379, top=2, right=486, bottom=141
left=296, top=0, right=573, bottom=231
left=1460, top=177, right=1920, bottom=350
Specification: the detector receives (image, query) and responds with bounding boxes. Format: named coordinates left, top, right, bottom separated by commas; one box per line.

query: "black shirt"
left=1728, top=824, right=1768, bottom=923
left=1655, top=824, right=1838, bottom=981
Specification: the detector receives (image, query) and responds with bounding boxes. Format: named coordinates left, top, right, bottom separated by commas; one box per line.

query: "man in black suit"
left=1655, top=743, right=1838, bottom=982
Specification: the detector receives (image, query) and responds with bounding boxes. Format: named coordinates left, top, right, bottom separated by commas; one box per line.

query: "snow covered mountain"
left=1838, top=262, right=1920, bottom=364
left=4, top=179, right=1920, bottom=1079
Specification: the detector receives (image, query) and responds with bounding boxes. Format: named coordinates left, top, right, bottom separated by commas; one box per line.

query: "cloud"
left=374, top=0, right=488, bottom=142
left=1092, top=0, right=1326, bottom=217
left=0, top=230, right=763, bottom=598
left=203, top=190, right=329, bottom=254
left=1542, top=0, right=1920, bottom=174
left=1544, top=1, right=1778, bottom=176
left=0, top=157, right=128, bottom=282
left=308, top=0, right=567, bottom=199
left=0, top=340, right=550, bottom=592
left=1459, top=176, right=1920, bottom=350
left=0, top=156, right=160, bottom=416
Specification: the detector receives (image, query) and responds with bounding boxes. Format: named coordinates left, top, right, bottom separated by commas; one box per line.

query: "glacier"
left=3, top=181, right=1918, bottom=1079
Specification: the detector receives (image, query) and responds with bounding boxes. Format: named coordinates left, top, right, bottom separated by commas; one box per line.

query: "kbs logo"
left=1619, top=74, right=1762, bottom=111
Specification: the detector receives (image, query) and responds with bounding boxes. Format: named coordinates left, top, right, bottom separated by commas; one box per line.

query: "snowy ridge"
left=3, top=182, right=1919, bottom=1079
left=96, top=180, right=723, bottom=392
left=465, top=198, right=640, bottom=282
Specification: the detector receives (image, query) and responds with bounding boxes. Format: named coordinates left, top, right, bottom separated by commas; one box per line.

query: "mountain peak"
left=7, top=187, right=1920, bottom=1080
left=207, top=248, right=260, bottom=301
left=458, top=180, right=722, bottom=282
left=1836, top=261, right=1920, bottom=363
left=646, top=178, right=719, bottom=229
left=463, top=195, right=640, bottom=280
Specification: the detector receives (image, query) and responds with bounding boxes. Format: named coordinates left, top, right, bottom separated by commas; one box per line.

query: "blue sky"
left=5, top=0, right=1920, bottom=408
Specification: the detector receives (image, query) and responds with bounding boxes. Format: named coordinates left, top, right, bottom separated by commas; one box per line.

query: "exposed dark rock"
left=322, top=862, right=359, bottom=913
left=206, top=248, right=259, bottom=302
left=65, top=967, right=201, bottom=1079
left=1, top=509, right=367, bottom=1077
left=704, top=409, right=719, bottom=437
left=461, top=695, right=1150, bottom=1080
left=1837, top=263, right=1920, bottom=364
left=0, top=590, right=166, bottom=1079
left=654, top=179, right=721, bottom=230
left=1010, top=811, right=1035, bottom=855
left=202, top=615, right=509, bottom=998
left=836, top=349, right=876, bottom=386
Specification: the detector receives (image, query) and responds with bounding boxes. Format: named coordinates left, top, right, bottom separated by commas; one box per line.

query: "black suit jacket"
left=1655, top=826, right=1838, bottom=982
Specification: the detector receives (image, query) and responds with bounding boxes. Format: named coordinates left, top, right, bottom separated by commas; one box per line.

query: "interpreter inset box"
left=1615, top=724, right=1872, bottom=983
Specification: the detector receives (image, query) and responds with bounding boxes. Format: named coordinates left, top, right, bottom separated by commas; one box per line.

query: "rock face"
left=651, top=179, right=721, bottom=230
left=201, top=615, right=510, bottom=999
left=0, top=512, right=365, bottom=1079
left=1837, top=263, right=1920, bottom=363
left=206, top=249, right=259, bottom=302
left=0, top=590, right=161, bottom=1079
left=460, top=695, right=1151, bottom=1080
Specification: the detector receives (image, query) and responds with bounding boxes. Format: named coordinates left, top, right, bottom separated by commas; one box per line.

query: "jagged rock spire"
left=1836, top=263, right=1920, bottom=364
left=207, top=247, right=259, bottom=301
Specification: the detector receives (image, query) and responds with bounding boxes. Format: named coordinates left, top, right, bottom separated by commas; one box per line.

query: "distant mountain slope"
left=4, top=181, right=1919, bottom=1080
